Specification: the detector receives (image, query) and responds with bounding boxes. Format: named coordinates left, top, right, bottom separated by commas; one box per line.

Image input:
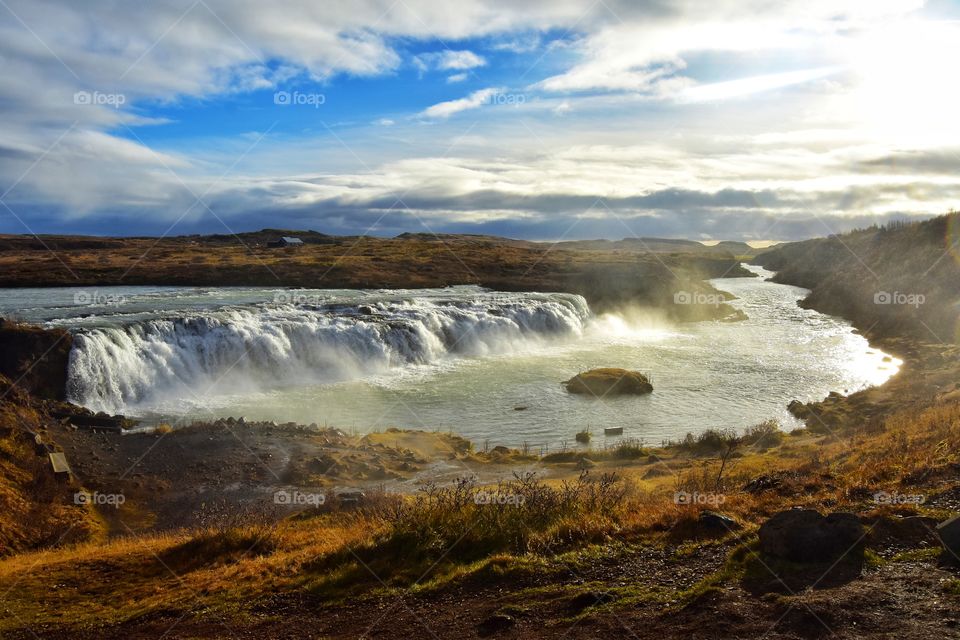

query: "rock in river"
left=563, top=368, right=653, bottom=396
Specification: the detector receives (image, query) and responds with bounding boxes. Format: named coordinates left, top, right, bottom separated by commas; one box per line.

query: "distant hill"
left=0, top=228, right=753, bottom=320
left=752, top=212, right=959, bottom=344
left=713, top=240, right=756, bottom=255
left=553, top=237, right=762, bottom=256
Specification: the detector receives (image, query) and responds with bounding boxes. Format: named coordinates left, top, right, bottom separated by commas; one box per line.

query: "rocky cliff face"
left=0, top=321, right=73, bottom=400
left=752, top=213, right=959, bottom=345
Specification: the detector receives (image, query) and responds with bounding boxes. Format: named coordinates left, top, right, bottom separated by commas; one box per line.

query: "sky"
left=1, top=0, right=959, bottom=241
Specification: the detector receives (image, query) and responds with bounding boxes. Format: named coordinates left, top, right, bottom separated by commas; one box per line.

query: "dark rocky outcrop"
left=568, top=590, right=616, bottom=612
left=759, top=509, right=865, bottom=563
left=752, top=212, right=960, bottom=344
left=0, top=321, right=72, bottom=400
left=937, top=515, right=960, bottom=561
left=563, top=368, right=653, bottom=396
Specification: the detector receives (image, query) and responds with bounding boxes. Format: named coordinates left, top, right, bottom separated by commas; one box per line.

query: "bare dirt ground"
left=54, top=421, right=531, bottom=533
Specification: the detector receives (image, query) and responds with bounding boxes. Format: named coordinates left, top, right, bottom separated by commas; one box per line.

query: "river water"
left=0, top=265, right=898, bottom=448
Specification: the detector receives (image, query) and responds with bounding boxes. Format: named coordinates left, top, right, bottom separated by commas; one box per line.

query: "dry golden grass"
left=0, top=232, right=748, bottom=318
left=0, top=513, right=383, bottom=629
left=0, top=382, right=103, bottom=556
left=0, top=400, right=956, bottom=634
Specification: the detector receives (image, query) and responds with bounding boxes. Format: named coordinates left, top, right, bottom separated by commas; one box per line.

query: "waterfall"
left=66, top=292, right=590, bottom=413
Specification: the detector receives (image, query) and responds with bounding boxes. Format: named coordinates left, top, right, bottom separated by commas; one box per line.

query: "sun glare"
left=854, top=20, right=960, bottom=146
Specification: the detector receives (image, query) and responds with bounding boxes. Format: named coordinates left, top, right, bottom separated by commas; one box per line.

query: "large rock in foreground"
left=563, top=368, right=653, bottom=396
left=759, top=509, right=865, bottom=563
left=937, top=515, right=960, bottom=560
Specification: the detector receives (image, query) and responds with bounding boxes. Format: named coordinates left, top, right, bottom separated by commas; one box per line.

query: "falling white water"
left=62, top=291, right=590, bottom=414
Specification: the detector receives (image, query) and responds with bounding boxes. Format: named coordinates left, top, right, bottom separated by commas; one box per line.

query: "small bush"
left=160, top=525, right=278, bottom=574
left=742, top=420, right=784, bottom=450
left=674, top=428, right=740, bottom=456
left=575, top=429, right=592, bottom=444
left=376, top=471, right=626, bottom=563
left=611, top=438, right=649, bottom=459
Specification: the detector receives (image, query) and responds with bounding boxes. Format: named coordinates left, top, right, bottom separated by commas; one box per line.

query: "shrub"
left=376, top=471, right=626, bottom=562
left=675, top=428, right=741, bottom=456
left=611, top=438, right=649, bottom=459
left=741, top=420, right=784, bottom=449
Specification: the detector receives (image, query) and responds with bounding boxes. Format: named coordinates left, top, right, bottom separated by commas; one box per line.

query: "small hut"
left=268, top=236, right=304, bottom=248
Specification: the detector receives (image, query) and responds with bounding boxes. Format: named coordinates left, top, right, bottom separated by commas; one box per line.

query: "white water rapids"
left=0, top=269, right=900, bottom=446
left=62, top=291, right=590, bottom=414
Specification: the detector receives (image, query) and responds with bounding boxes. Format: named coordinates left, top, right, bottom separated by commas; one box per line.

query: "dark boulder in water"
left=563, top=368, right=652, bottom=396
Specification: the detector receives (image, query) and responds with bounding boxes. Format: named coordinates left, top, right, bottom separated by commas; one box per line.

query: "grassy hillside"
left=0, top=398, right=956, bottom=638
left=0, top=375, right=101, bottom=555
left=752, top=213, right=959, bottom=344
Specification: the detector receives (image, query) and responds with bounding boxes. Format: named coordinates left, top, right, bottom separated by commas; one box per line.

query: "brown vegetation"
left=0, top=230, right=751, bottom=318
left=0, top=395, right=957, bottom=638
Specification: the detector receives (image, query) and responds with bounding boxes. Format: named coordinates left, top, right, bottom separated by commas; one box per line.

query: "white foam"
left=66, top=293, right=590, bottom=414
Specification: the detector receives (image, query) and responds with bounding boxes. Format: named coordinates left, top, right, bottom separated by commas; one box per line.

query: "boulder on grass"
left=699, top=510, right=741, bottom=534
left=759, top=509, right=864, bottom=563
left=937, top=515, right=960, bottom=560
left=563, top=368, right=653, bottom=396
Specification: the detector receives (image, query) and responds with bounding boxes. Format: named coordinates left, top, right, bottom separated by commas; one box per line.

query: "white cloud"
left=436, top=50, right=487, bottom=70
left=420, top=88, right=500, bottom=119
left=536, top=2, right=924, bottom=94
left=413, top=50, right=487, bottom=77
left=0, top=0, right=953, bottom=239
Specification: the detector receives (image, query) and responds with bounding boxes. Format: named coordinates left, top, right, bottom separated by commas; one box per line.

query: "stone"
left=699, top=510, right=741, bottom=533
left=563, top=368, right=653, bottom=396
left=759, top=509, right=865, bottom=563
left=936, top=515, right=960, bottom=559
left=477, top=613, right=515, bottom=636
left=744, top=474, right=783, bottom=494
